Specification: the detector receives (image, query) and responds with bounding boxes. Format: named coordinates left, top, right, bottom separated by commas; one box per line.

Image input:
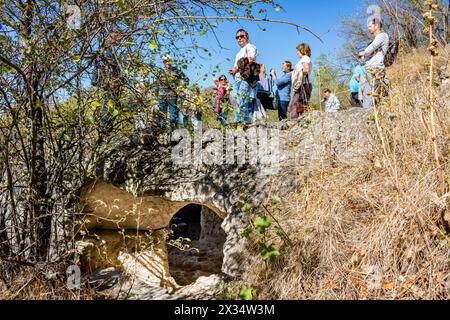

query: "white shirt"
left=325, top=93, right=342, bottom=113
left=364, top=32, right=389, bottom=70
left=295, top=55, right=312, bottom=72
left=234, top=43, right=258, bottom=68
left=292, top=55, right=312, bottom=88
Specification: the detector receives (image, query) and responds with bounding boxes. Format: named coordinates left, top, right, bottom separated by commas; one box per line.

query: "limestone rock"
left=78, top=109, right=374, bottom=299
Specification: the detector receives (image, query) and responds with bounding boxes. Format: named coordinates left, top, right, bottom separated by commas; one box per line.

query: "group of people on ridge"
left=94, top=18, right=391, bottom=131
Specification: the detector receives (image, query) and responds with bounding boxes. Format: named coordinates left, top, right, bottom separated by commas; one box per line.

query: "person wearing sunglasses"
left=213, top=75, right=232, bottom=126
left=229, top=29, right=258, bottom=80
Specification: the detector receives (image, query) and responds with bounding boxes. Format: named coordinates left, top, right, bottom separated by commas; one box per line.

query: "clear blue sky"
left=184, top=0, right=364, bottom=87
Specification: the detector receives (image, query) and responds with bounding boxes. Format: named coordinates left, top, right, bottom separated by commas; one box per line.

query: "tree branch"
left=152, top=15, right=324, bottom=43
left=0, top=54, right=28, bottom=82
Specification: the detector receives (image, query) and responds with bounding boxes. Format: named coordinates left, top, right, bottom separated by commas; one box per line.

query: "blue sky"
left=184, top=0, right=364, bottom=87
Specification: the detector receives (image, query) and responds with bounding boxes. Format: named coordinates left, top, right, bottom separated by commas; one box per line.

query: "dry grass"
left=239, top=47, right=450, bottom=300
left=1, top=47, right=448, bottom=301
left=0, top=263, right=104, bottom=300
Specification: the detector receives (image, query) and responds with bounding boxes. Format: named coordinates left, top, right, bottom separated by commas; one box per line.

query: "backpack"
left=291, top=68, right=304, bottom=93
left=384, top=39, right=399, bottom=67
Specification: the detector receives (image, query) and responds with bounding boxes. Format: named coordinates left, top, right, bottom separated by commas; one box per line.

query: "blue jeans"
left=278, top=100, right=289, bottom=120
left=159, top=99, right=179, bottom=128
left=219, top=109, right=228, bottom=126
left=178, top=110, right=188, bottom=128
left=233, top=107, right=241, bottom=123
left=239, top=102, right=255, bottom=124
left=191, top=112, right=202, bottom=130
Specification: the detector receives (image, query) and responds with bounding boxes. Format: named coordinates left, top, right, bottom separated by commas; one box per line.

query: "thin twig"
left=152, top=15, right=324, bottom=43
left=262, top=204, right=293, bottom=247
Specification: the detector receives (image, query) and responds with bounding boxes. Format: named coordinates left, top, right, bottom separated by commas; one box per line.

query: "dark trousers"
left=350, top=92, right=362, bottom=108
left=278, top=100, right=289, bottom=120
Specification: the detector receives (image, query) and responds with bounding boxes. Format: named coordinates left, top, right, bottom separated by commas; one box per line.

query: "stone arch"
left=167, top=204, right=226, bottom=286
left=79, top=180, right=227, bottom=231
left=77, top=180, right=239, bottom=292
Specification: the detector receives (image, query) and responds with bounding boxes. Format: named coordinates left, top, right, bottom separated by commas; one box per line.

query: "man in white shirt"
left=229, top=29, right=258, bottom=80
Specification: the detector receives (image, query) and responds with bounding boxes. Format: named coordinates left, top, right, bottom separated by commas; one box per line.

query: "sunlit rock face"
left=77, top=109, right=373, bottom=299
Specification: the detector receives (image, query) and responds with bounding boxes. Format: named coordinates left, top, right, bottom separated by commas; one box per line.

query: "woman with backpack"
left=290, top=43, right=313, bottom=119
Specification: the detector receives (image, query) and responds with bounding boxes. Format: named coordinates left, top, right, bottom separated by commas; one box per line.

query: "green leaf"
left=276, top=227, right=288, bottom=240
left=243, top=203, right=253, bottom=213
left=240, top=226, right=254, bottom=238
left=112, top=109, right=119, bottom=117
left=271, top=195, right=281, bottom=204
left=91, top=100, right=102, bottom=108
left=238, top=286, right=256, bottom=300
left=254, top=216, right=271, bottom=234
left=107, top=99, right=116, bottom=109
left=259, top=243, right=280, bottom=261
left=149, top=39, right=157, bottom=51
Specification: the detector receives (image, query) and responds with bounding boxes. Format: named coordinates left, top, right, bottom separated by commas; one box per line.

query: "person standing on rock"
left=358, top=18, right=389, bottom=108
left=235, top=57, right=265, bottom=125
left=349, top=54, right=366, bottom=108
left=157, top=55, right=189, bottom=129
left=213, top=75, right=232, bottom=126
left=229, top=29, right=258, bottom=122
left=229, top=29, right=258, bottom=80
left=191, top=86, right=203, bottom=131
left=290, top=43, right=313, bottom=119
left=270, top=61, right=293, bottom=120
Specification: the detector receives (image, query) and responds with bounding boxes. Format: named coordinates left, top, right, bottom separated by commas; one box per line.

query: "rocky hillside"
left=75, top=48, right=449, bottom=300
left=235, top=48, right=450, bottom=300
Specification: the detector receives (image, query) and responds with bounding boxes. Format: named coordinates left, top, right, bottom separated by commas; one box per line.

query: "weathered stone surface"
left=78, top=109, right=373, bottom=299
left=89, top=109, right=372, bottom=217
left=111, top=274, right=225, bottom=300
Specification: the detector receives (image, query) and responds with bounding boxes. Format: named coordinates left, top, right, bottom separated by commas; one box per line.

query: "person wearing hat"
left=157, top=55, right=189, bottom=129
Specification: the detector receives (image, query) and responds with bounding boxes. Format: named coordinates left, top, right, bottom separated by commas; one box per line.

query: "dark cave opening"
left=167, top=204, right=226, bottom=286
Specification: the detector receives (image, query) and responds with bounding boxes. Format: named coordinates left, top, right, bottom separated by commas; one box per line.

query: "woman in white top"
left=290, top=43, right=312, bottom=119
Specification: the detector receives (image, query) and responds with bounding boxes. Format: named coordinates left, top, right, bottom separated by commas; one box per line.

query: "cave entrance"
left=167, top=204, right=226, bottom=286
